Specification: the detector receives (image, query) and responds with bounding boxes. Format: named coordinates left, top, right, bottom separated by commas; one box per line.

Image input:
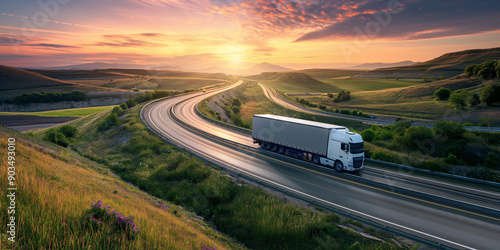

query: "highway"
left=259, top=83, right=500, bottom=132
left=142, top=82, right=500, bottom=249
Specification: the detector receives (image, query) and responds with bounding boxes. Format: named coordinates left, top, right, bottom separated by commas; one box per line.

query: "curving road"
left=142, top=82, right=500, bottom=249
left=259, top=83, right=500, bottom=132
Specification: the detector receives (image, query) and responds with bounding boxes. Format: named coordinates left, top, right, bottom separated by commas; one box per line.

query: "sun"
left=217, top=45, right=247, bottom=67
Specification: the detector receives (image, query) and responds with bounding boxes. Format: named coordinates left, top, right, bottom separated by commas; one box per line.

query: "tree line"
left=8, top=91, right=87, bottom=105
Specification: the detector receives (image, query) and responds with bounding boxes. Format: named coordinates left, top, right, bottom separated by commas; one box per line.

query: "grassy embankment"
left=0, top=105, right=116, bottom=117
left=33, top=100, right=398, bottom=249
left=0, top=125, right=239, bottom=249
left=199, top=82, right=369, bottom=131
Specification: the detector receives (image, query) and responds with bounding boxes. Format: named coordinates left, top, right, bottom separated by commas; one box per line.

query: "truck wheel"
left=265, top=143, right=272, bottom=150
left=259, top=142, right=266, bottom=148
left=272, top=144, right=279, bottom=152
left=278, top=146, right=285, bottom=154
left=334, top=161, right=343, bottom=172
left=312, top=155, right=320, bottom=165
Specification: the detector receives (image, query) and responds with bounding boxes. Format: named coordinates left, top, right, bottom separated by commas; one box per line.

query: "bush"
left=465, top=64, right=477, bottom=77
left=59, top=125, right=78, bottom=138
left=361, top=129, right=376, bottom=142
left=434, top=87, right=451, bottom=100
left=120, top=103, right=128, bottom=110
left=444, top=154, right=459, bottom=165
left=112, top=106, right=125, bottom=116
left=449, top=89, right=469, bottom=109
left=333, top=90, right=351, bottom=102
left=44, top=128, right=69, bottom=147
left=397, top=126, right=434, bottom=151
left=376, top=129, right=393, bottom=140
left=483, top=152, right=500, bottom=169
left=232, top=106, right=241, bottom=114
left=125, top=98, right=137, bottom=108
left=481, top=82, right=500, bottom=106
left=468, top=93, right=481, bottom=107
left=11, top=90, right=86, bottom=105
left=232, top=97, right=242, bottom=106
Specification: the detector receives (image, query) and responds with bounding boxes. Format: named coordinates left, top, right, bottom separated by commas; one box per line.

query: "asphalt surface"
left=143, top=82, right=500, bottom=249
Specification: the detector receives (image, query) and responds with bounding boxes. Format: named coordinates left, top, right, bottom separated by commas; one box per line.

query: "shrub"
left=44, top=128, right=69, bottom=147
left=232, top=97, right=242, bottom=106
left=468, top=93, right=481, bottom=107
left=444, top=154, right=459, bottom=165
left=112, top=106, right=125, bottom=116
left=397, top=126, right=434, bottom=151
left=434, top=87, right=451, bottom=100
left=125, top=98, right=137, bottom=108
left=464, top=64, right=477, bottom=77
left=481, top=82, right=500, bottom=106
left=361, top=129, right=376, bottom=142
left=232, top=106, right=241, bottom=114
left=483, top=152, right=500, bottom=169
left=120, top=103, right=128, bottom=110
left=376, top=129, right=393, bottom=140
left=449, top=89, right=469, bottom=109
left=333, top=90, right=351, bottom=102
left=59, top=125, right=78, bottom=138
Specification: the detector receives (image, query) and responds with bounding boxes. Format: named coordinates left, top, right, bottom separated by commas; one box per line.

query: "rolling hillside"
left=0, top=65, right=122, bottom=100
left=249, top=72, right=340, bottom=93
left=0, top=126, right=238, bottom=249
left=358, top=47, right=500, bottom=78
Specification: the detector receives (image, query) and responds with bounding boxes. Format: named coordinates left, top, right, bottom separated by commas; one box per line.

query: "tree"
left=464, top=64, right=477, bottom=77
left=361, top=129, right=376, bottom=142
left=448, top=89, right=469, bottom=109
left=468, top=93, right=480, bottom=107
left=125, top=98, right=137, bottom=108
left=434, top=87, right=451, bottom=100
left=232, top=97, right=242, bottom=107
left=496, top=60, right=500, bottom=78
left=59, top=125, right=78, bottom=138
left=333, top=90, right=351, bottom=102
left=476, top=60, right=497, bottom=79
left=481, top=82, right=500, bottom=106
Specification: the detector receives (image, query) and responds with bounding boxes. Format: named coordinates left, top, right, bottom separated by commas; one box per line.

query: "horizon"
left=1, top=0, right=499, bottom=70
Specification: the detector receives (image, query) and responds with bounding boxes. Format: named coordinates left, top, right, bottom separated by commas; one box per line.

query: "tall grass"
left=56, top=104, right=396, bottom=249
left=0, top=127, right=237, bottom=249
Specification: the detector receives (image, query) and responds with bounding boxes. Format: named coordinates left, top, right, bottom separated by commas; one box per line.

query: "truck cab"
left=321, top=129, right=364, bottom=171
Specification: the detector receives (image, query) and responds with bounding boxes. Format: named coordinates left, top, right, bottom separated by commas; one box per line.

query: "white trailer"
left=252, top=114, right=364, bottom=171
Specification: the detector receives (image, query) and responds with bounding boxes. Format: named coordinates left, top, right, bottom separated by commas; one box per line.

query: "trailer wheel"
left=265, top=143, right=272, bottom=150
left=259, top=142, right=266, bottom=148
left=334, top=161, right=343, bottom=172
left=278, top=146, right=285, bottom=154
left=312, top=155, right=320, bottom=165
left=272, top=144, right=279, bottom=152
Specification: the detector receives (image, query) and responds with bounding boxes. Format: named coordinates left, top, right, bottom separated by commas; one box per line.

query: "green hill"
left=249, top=72, right=340, bottom=93
left=358, top=47, right=500, bottom=79
left=0, top=125, right=239, bottom=249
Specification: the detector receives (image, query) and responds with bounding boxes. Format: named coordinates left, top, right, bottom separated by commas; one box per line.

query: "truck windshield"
left=350, top=142, right=364, bottom=154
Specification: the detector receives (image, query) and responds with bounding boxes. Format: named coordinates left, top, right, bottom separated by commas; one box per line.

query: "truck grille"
left=353, top=157, right=364, bottom=168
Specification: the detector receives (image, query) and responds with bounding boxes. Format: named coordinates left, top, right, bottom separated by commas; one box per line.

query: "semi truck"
left=252, top=114, right=364, bottom=171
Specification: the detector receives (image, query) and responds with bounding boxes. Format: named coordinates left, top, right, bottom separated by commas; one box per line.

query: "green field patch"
left=0, top=105, right=115, bottom=117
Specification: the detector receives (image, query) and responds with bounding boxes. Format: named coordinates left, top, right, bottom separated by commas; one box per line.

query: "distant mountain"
left=350, top=61, right=418, bottom=70
left=248, top=62, right=293, bottom=74
left=0, top=64, right=72, bottom=91
left=30, top=62, right=183, bottom=71
left=357, top=47, right=500, bottom=79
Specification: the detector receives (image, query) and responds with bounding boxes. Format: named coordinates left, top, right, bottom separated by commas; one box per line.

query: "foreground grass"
left=40, top=103, right=396, bottom=249
left=0, top=126, right=237, bottom=249
left=0, top=105, right=115, bottom=117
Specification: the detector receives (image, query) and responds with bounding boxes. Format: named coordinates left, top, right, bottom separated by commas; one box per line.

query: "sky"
left=0, top=0, right=499, bottom=70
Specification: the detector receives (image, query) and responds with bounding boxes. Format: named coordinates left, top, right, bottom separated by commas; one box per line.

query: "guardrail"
left=142, top=93, right=462, bottom=249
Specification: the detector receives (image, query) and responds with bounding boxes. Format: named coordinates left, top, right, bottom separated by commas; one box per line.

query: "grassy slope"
left=200, top=83, right=368, bottom=132
left=359, top=47, right=500, bottom=78
left=38, top=103, right=392, bottom=249
left=0, top=105, right=116, bottom=117
left=0, top=126, right=238, bottom=249
left=247, top=72, right=341, bottom=93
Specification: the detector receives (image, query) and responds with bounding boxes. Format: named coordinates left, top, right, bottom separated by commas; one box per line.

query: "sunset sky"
left=1, top=0, right=499, bottom=70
